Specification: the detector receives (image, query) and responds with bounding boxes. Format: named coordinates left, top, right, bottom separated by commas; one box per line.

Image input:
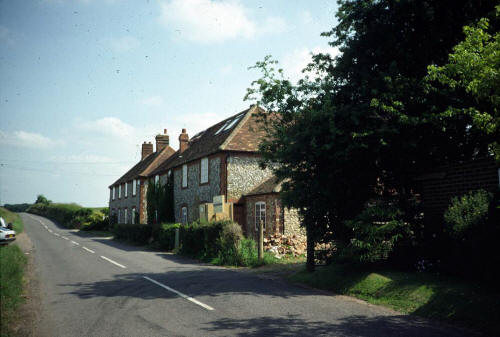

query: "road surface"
left=21, top=213, right=473, bottom=337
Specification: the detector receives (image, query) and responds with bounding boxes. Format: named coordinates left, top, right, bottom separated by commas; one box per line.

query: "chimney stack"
left=155, top=129, right=170, bottom=153
left=141, top=141, right=153, bottom=160
left=178, top=128, right=189, bottom=153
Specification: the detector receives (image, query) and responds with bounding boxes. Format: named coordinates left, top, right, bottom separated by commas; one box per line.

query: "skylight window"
left=214, top=113, right=245, bottom=135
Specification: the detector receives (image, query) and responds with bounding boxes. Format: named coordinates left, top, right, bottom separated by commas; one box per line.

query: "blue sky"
left=0, top=0, right=339, bottom=207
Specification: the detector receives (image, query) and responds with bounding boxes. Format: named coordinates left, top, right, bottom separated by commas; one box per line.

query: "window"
left=132, top=207, right=136, bottom=224
left=118, top=208, right=121, bottom=223
left=182, top=164, right=188, bottom=188
left=118, top=184, right=122, bottom=199
left=125, top=182, right=128, bottom=198
left=110, top=188, right=113, bottom=201
left=200, top=157, right=208, bottom=184
left=181, top=206, right=188, bottom=225
left=124, top=208, right=128, bottom=224
left=155, top=175, right=159, bottom=184
left=255, top=202, right=266, bottom=230
left=132, top=179, right=137, bottom=196
left=112, top=186, right=116, bottom=200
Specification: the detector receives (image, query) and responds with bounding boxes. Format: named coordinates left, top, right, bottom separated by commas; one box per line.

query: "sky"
left=0, top=0, right=339, bottom=207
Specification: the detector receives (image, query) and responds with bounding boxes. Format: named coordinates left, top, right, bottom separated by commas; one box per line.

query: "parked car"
left=0, top=217, right=16, bottom=244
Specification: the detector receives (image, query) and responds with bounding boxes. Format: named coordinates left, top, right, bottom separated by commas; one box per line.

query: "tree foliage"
left=245, top=0, right=498, bottom=271
left=146, top=177, right=175, bottom=224
left=35, top=194, right=51, bottom=205
left=427, top=7, right=500, bottom=159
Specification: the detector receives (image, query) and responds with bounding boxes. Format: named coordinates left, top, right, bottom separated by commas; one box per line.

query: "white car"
left=0, top=217, right=16, bottom=244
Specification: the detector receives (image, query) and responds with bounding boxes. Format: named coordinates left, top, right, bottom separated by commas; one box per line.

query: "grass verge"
left=0, top=207, right=24, bottom=233
left=288, top=263, right=500, bottom=335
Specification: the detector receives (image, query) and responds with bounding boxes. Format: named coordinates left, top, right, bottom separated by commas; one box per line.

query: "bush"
left=157, top=223, right=181, bottom=250
left=441, top=189, right=499, bottom=281
left=112, top=223, right=152, bottom=245
left=335, top=202, right=413, bottom=264
left=444, top=189, right=492, bottom=236
left=80, top=211, right=109, bottom=231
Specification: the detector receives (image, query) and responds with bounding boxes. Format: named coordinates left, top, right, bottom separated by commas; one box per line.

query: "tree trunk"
left=306, top=225, right=315, bottom=272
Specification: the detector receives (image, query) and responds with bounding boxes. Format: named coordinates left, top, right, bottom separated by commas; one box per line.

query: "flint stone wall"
left=227, top=155, right=275, bottom=202
left=174, top=156, right=221, bottom=223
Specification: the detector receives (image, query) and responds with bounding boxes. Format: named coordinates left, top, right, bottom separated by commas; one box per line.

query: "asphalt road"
left=21, top=213, right=473, bottom=337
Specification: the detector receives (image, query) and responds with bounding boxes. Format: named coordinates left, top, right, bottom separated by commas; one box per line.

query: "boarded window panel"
left=182, top=164, right=188, bottom=187
left=201, top=157, right=208, bottom=184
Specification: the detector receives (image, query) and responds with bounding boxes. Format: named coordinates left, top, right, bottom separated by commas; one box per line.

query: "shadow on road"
left=201, top=314, right=466, bottom=337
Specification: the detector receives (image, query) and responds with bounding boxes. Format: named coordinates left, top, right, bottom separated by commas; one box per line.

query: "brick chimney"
left=178, top=128, right=189, bottom=153
left=155, top=129, right=170, bottom=153
left=141, top=141, right=153, bottom=160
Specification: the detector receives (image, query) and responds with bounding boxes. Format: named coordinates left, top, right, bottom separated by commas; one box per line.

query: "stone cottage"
left=108, top=129, right=175, bottom=224
left=148, top=105, right=302, bottom=238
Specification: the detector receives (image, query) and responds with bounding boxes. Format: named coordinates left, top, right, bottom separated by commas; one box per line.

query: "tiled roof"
left=245, top=176, right=282, bottom=196
left=110, top=146, right=175, bottom=187
left=150, top=105, right=267, bottom=175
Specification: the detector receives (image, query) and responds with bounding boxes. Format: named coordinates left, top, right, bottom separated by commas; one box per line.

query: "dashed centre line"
left=82, top=246, right=95, bottom=254
left=100, top=256, right=126, bottom=269
left=70, top=240, right=80, bottom=246
left=143, top=276, right=214, bottom=311
left=54, top=233, right=60, bottom=237
left=63, top=237, right=69, bottom=240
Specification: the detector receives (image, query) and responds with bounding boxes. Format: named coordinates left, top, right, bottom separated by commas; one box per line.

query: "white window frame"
left=200, top=157, right=208, bottom=184
left=182, top=164, right=188, bottom=188
left=181, top=206, right=188, bottom=225
left=255, top=202, right=266, bottom=231
left=125, top=182, right=128, bottom=198
left=124, top=208, right=128, bottom=224
left=132, top=207, right=136, bottom=224
left=155, top=175, right=159, bottom=185
left=118, top=184, right=122, bottom=199
left=132, top=179, right=137, bottom=196
left=112, top=186, right=116, bottom=200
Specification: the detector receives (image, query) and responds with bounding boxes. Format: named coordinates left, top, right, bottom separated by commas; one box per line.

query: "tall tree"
left=246, top=0, right=498, bottom=271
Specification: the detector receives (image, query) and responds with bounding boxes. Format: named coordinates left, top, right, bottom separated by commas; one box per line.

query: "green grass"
left=0, top=243, right=27, bottom=336
left=0, top=207, right=24, bottom=233
left=289, top=263, right=500, bottom=335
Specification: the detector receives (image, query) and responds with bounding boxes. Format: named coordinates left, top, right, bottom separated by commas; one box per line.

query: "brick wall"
left=245, top=194, right=282, bottom=240
left=417, top=158, right=500, bottom=217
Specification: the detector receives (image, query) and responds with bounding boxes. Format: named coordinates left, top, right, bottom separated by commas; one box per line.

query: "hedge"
left=113, top=223, right=152, bottom=245
left=27, top=203, right=109, bottom=230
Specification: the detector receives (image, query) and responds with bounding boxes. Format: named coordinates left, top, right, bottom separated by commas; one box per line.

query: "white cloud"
left=260, top=16, right=288, bottom=34
left=108, top=36, right=140, bottom=53
left=0, top=130, right=62, bottom=149
left=299, top=10, right=313, bottom=24
left=79, top=117, right=134, bottom=138
left=282, top=46, right=341, bottom=83
left=220, top=65, right=233, bottom=75
left=48, top=154, right=115, bottom=163
left=140, top=96, right=164, bottom=107
left=158, top=0, right=287, bottom=43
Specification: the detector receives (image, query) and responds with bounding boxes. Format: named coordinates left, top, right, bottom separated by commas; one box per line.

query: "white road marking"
left=54, top=233, right=60, bottom=237
left=82, top=246, right=95, bottom=254
left=63, top=237, right=69, bottom=240
left=48, top=229, right=53, bottom=233
left=100, top=256, right=126, bottom=269
left=70, top=240, right=79, bottom=246
left=142, top=276, right=214, bottom=311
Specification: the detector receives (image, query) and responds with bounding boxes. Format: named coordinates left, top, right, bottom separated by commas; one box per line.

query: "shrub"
left=444, top=189, right=492, bottom=237
left=441, top=189, right=499, bottom=281
left=335, top=202, right=413, bottom=264
left=112, top=223, right=152, bottom=245
left=80, top=211, right=109, bottom=231
left=157, top=223, right=181, bottom=250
